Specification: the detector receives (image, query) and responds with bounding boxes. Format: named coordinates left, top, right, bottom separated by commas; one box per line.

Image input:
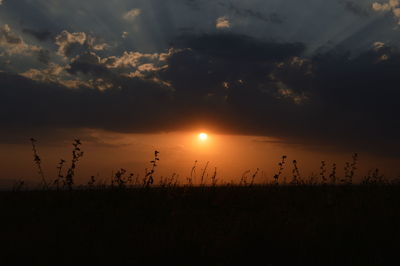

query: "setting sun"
left=199, top=133, right=208, bottom=141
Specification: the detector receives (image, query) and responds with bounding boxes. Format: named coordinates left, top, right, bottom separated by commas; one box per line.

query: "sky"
left=0, top=0, right=400, bottom=186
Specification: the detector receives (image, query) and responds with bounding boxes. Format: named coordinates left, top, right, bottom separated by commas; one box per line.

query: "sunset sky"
left=0, top=0, right=399, bottom=186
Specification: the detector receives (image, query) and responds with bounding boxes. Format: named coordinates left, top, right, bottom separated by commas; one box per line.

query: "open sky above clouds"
left=1, top=0, right=400, bottom=182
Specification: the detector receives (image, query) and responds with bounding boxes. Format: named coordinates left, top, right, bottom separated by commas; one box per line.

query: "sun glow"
left=199, top=133, right=208, bottom=141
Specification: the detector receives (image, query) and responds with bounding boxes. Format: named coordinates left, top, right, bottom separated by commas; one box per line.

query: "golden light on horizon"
left=199, top=133, right=208, bottom=141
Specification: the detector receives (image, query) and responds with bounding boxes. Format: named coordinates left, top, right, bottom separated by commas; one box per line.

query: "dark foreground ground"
left=1, top=185, right=400, bottom=266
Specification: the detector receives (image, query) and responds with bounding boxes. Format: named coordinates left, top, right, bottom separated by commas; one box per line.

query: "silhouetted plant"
left=126, top=173, right=134, bottom=186
left=143, top=151, right=159, bottom=188
left=250, top=168, right=259, bottom=187
left=329, top=163, right=337, bottom=184
left=319, top=161, right=327, bottom=184
left=22, top=142, right=393, bottom=189
left=159, top=175, right=176, bottom=188
left=211, top=167, right=218, bottom=186
left=30, top=138, right=48, bottom=188
left=343, top=153, right=358, bottom=184
left=64, top=139, right=84, bottom=190
left=54, top=159, right=66, bottom=190
left=200, top=161, right=209, bottom=186
left=239, top=170, right=250, bottom=186
left=349, top=153, right=358, bottom=183
left=273, top=155, right=287, bottom=185
left=161, top=173, right=179, bottom=188
left=88, top=175, right=96, bottom=188
left=291, top=160, right=301, bottom=185
left=306, top=173, right=318, bottom=185
left=362, top=168, right=385, bottom=185
left=187, top=160, right=197, bottom=186
left=113, top=168, right=127, bottom=188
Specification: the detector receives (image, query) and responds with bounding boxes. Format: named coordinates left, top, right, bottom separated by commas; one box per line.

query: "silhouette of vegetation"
left=30, top=138, right=47, bottom=188
left=273, top=155, right=287, bottom=185
left=22, top=138, right=399, bottom=188
left=1, top=138, right=400, bottom=266
left=64, top=139, right=84, bottom=190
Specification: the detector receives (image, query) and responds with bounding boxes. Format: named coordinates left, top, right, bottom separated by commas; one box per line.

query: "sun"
left=199, top=133, right=208, bottom=141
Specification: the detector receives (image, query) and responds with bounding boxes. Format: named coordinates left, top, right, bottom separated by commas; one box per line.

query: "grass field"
left=2, top=184, right=400, bottom=266
left=1, top=140, right=398, bottom=265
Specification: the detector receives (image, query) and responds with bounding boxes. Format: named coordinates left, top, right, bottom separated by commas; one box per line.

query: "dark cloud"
left=183, top=0, right=201, bottom=10
left=22, top=28, right=53, bottom=42
left=339, top=1, right=370, bottom=17
left=0, top=71, right=173, bottom=132
left=37, top=49, right=50, bottom=64
left=67, top=52, right=109, bottom=77
left=164, top=34, right=306, bottom=105
left=218, top=2, right=284, bottom=24
left=54, top=31, right=108, bottom=59
left=173, top=33, right=304, bottom=61
left=1, top=32, right=399, bottom=157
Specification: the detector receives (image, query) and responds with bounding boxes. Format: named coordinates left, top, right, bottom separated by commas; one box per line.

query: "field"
left=1, top=140, right=399, bottom=265
left=2, top=184, right=400, bottom=266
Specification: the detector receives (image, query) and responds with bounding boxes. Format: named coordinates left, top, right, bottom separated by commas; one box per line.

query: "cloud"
left=54, top=30, right=108, bottom=59
left=372, top=0, right=399, bottom=11
left=122, top=31, right=129, bottom=39
left=21, top=52, right=108, bottom=90
left=101, top=49, right=173, bottom=79
left=340, top=1, right=370, bottom=17
left=68, top=49, right=173, bottom=88
left=3, top=34, right=308, bottom=137
left=218, top=2, right=284, bottom=24
left=55, top=31, right=88, bottom=58
left=0, top=71, right=173, bottom=133
left=183, top=0, right=200, bottom=10
left=173, top=33, right=304, bottom=61
left=372, top=0, right=400, bottom=23
left=0, top=25, right=22, bottom=46
left=123, top=8, right=141, bottom=20
left=103, top=51, right=163, bottom=69
left=1, top=32, right=400, bottom=156
left=162, top=36, right=400, bottom=154
left=22, top=28, right=53, bottom=42
left=21, top=63, right=67, bottom=83
left=0, top=24, right=41, bottom=55
left=216, top=16, right=231, bottom=29
left=37, top=49, right=50, bottom=64
left=373, top=41, right=386, bottom=50
left=20, top=43, right=173, bottom=91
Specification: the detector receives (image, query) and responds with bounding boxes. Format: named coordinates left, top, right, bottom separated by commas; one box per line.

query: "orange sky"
left=0, top=129, right=398, bottom=187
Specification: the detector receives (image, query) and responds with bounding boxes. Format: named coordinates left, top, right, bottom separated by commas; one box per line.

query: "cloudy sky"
left=0, top=0, right=399, bottom=184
